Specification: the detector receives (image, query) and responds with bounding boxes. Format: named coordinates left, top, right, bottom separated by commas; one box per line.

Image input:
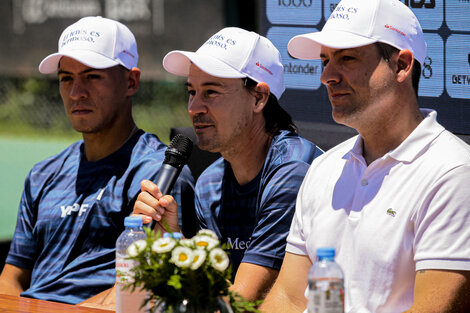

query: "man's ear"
left=396, top=49, right=414, bottom=83
left=126, top=67, right=141, bottom=97
left=253, top=82, right=270, bottom=113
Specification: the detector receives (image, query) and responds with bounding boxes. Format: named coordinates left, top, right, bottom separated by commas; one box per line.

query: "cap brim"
left=288, top=30, right=377, bottom=60
left=38, top=50, right=120, bottom=74
left=163, top=50, right=245, bottom=79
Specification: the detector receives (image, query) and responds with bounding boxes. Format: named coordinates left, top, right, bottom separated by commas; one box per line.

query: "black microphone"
left=150, top=134, right=193, bottom=229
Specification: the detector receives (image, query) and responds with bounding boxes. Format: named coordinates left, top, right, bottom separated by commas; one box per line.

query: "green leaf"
left=168, top=274, right=182, bottom=290
left=161, top=217, right=172, bottom=233
left=228, top=291, right=263, bottom=313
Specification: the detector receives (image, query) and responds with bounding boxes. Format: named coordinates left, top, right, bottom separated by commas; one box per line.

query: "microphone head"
left=164, top=134, right=193, bottom=168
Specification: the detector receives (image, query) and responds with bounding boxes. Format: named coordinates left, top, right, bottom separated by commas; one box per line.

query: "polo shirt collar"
left=346, top=109, right=445, bottom=164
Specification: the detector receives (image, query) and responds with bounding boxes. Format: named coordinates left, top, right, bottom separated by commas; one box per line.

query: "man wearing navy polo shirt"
left=133, top=27, right=323, bottom=301
left=0, top=16, right=193, bottom=307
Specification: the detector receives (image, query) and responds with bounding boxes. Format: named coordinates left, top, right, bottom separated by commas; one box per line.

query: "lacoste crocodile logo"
left=386, top=208, right=397, bottom=217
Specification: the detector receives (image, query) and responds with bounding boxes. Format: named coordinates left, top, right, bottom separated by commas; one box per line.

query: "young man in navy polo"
left=0, top=16, right=193, bottom=307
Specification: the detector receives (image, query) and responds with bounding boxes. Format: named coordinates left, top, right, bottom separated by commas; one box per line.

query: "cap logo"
left=60, top=29, right=101, bottom=48
left=256, top=62, right=273, bottom=75
left=204, top=33, right=236, bottom=51
left=386, top=208, right=397, bottom=217
left=384, top=24, right=406, bottom=37
left=122, top=50, right=135, bottom=58
left=328, top=4, right=358, bottom=21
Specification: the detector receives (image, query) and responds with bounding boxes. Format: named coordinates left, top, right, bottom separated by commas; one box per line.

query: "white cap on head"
left=163, top=27, right=285, bottom=100
left=288, top=0, right=426, bottom=65
left=39, top=16, right=138, bottom=74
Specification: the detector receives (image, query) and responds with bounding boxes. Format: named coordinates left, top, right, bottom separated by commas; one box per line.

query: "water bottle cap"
left=124, top=216, right=143, bottom=227
left=316, top=247, right=335, bottom=258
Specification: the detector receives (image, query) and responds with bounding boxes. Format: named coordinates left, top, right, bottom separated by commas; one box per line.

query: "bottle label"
left=116, top=258, right=137, bottom=284
left=307, top=279, right=344, bottom=313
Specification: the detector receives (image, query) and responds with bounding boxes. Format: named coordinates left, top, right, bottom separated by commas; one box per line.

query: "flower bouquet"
left=124, top=228, right=261, bottom=313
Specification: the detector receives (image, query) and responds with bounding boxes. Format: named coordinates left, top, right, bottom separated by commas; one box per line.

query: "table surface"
left=0, top=294, right=114, bottom=312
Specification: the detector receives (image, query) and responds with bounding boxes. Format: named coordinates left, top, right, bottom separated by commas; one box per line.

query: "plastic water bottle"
left=307, top=247, right=344, bottom=313
left=116, top=216, right=149, bottom=313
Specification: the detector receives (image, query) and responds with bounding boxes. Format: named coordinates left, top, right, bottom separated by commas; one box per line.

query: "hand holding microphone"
left=133, top=134, right=193, bottom=231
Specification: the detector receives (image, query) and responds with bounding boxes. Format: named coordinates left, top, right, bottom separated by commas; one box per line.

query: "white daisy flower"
left=209, top=248, right=229, bottom=271
left=179, top=238, right=194, bottom=248
left=196, top=229, right=218, bottom=240
left=190, top=249, right=207, bottom=270
left=171, top=246, right=193, bottom=268
left=126, top=240, right=147, bottom=257
left=193, top=235, right=219, bottom=250
left=152, top=237, right=176, bottom=254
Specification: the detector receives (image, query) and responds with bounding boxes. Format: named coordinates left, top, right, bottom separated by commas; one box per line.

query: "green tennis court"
left=0, top=136, right=72, bottom=241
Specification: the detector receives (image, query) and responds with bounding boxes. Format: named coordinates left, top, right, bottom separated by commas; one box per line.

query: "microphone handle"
left=148, top=163, right=181, bottom=230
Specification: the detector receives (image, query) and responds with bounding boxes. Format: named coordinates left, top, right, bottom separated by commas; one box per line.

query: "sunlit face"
left=319, top=44, right=396, bottom=129
left=58, top=56, right=130, bottom=134
left=186, top=64, right=256, bottom=154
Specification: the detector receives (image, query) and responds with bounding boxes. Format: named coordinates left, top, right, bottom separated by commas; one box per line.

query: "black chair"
left=295, top=121, right=358, bottom=151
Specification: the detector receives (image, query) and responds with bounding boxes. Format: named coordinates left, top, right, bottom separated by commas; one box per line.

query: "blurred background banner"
left=4, top=0, right=226, bottom=80
left=261, top=0, right=470, bottom=140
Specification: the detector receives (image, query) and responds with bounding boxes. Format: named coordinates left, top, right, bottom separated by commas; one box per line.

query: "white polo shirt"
left=287, top=109, right=470, bottom=313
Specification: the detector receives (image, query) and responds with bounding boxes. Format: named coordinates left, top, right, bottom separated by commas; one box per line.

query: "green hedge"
left=0, top=76, right=191, bottom=144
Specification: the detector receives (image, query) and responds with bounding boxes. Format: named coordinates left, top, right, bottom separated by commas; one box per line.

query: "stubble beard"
left=196, top=120, right=249, bottom=156
left=196, top=135, right=221, bottom=153
left=331, top=97, right=365, bottom=129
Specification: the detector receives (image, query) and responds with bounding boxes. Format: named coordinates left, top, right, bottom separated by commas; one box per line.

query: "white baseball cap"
left=39, top=16, right=138, bottom=74
left=288, top=0, right=426, bottom=65
left=163, top=27, right=285, bottom=100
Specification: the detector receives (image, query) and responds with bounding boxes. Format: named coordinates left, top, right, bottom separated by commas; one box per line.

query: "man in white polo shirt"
left=261, top=0, right=470, bottom=312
